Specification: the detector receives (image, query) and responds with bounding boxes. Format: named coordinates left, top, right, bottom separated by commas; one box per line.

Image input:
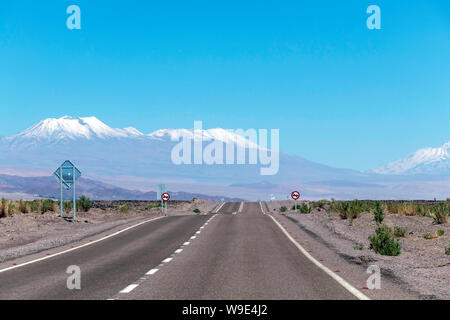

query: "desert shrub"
left=280, top=206, right=287, bottom=213
left=299, top=203, right=312, bottom=214
left=193, top=208, right=201, bottom=213
left=422, top=233, right=433, bottom=240
left=146, top=203, right=162, bottom=209
left=393, top=226, right=408, bottom=238
left=430, top=203, right=448, bottom=225
left=373, top=201, right=384, bottom=224
left=386, top=202, right=400, bottom=214
left=446, top=246, right=450, bottom=255
left=63, top=201, right=73, bottom=213
left=312, top=201, right=326, bottom=209
left=335, top=200, right=364, bottom=220
left=41, top=199, right=55, bottom=213
left=118, top=204, right=131, bottom=212
left=77, top=196, right=92, bottom=212
left=8, top=203, right=15, bottom=216
left=369, top=224, right=401, bottom=256
left=354, top=243, right=364, bottom=251
left=398, top=202, right=420, bottom=216
left=29, top=200, right=40, bottom=212
left=437, top=229, right=445, bottom=237
left=18, top=200, right=29, bottom=214
left=0, top=198, right=7, bottom=217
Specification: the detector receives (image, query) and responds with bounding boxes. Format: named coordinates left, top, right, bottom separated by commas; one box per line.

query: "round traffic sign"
left=161, top=192, right=170, bottom=202
left=291, top=191, right=300, bottom=200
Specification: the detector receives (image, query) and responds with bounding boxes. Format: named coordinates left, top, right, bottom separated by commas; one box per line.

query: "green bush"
left=280, top=206, right=287, bottom=213
left=334, top=200, right=364, bottom=220
left=422, top=233, right=433, bottom=240
left=118, top=204, right=132, bottom=212
left=193, top=208, right=201, bottom=213
left=354, top=244, right=364, bottom=251
left=369, top=224, right=401, bottom=256
left=8, top=203, right=15, bottom=216
left=41, top=199, right=55, bottom=213
left=29, top=200, right=40, bottom=213
left=373, top=201, right=384, bottom=224
left=437, top=229, right=445, bottom=237
left=1, top=198, right=6, bottom=217
left=393, top=226, right=408, bottom=238
left=18, top=200, right=29, bottom=213
left=63, top=201, right=73, bottom=213
left=446, top=246, right=450, bottom=255
left=77, top=196, right=92, bottom=212
left=299, top=203, right=312, bottom=214
left=430, top=203, right=448, bottom=225
left=146, top=203, right=162, bottom=210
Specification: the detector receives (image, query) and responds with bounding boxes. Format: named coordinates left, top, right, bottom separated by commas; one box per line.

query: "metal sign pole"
left=73, top=166, right=76, bottom=220
left=165, top=201, right=167, bottom=216
left=295, top=200, right=297, bottom=211
left=60, top=167, right=63, bottom=217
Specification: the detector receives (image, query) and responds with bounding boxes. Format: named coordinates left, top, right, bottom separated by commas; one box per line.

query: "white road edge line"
left=239, top=202, right=244, bottom=213
left=175, top=249, right=183, bottom=254
left=214, top=202, right=225, bottom=213
left=0, top=216, right=165, bottom=274
left=120, top=284, right=139, bottom=293
left=146, top=269, right=159, bottom=275
left=162, top=258, right=173, bottom=263
left=259, top=201, right=267, bottom=215
left=183, top=242, right=190, bottom=246
left=267, top=213, right=370, bottom=300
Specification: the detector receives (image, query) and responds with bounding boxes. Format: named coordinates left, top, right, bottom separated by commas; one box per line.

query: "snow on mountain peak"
left=148, top=128, right=262, bottom=149
left=371, top=141, right=450, bottom=175
left=5, top=116, right=143, bottom=142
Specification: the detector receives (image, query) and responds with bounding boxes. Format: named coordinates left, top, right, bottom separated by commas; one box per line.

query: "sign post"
left=161, top=192, right=170, bottom=216
left=157, top=184, right=167, bottom=215
left=291, top=191, right=300, bottom=211
left=53, top=160, right=81, bottom=220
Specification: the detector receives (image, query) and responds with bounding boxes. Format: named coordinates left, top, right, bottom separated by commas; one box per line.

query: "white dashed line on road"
left=120, top=284, right=139, bottom=294
left=183, top=242, right=190, bottom=246
left=175, top=249, right=183, bottom=254
left=162, top=258, right=173, bottom=263
left=146, top=269, right=159, bottom=275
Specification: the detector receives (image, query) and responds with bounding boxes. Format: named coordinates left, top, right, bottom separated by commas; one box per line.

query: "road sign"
left=291, top=191, right=300, bottom=200
left=157, top=184, right=166, bottom=200
left=291, top=191, right=300, bottom=212
left=54, top=160, right=81, bottom=190
left=161, top=192, right=170, bottom=202
left=54, top=160, right=81, bottom=220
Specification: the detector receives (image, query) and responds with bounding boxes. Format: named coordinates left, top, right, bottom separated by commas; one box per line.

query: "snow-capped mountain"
left=2, top=116, right=261, bottom=150
left=371, top=142, right=450, bottom=175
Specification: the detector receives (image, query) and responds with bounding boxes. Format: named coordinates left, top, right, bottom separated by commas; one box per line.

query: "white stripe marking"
left=146, top=269, right=159, bottom=275
left=214, top=202, right=225, bottom=213
left=190, top=236, right=196, bottom=239
left=183, top=242, right=190, bottom=246
left=120, top=284, right=139, bottom=293
left=238, top=202, right=244, bottom=212
left=0, top=216, right=165, bottom=274
left=162, top=258, right=173, bottom=263
left=175, top=249, right=183, bottom=254
left=196, top=231, right=201, bottom=234
left=268, top=214, right=370, bottom=300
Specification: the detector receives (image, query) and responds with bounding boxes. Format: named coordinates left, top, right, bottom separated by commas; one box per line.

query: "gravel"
left=267, top=200, right=450, bottom=300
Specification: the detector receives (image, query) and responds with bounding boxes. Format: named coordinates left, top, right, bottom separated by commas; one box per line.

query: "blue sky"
left=1, top=0, right=449, bottom=171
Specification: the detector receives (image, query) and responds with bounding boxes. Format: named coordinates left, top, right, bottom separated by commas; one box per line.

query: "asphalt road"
left=0, top=202, right=358, bottom=300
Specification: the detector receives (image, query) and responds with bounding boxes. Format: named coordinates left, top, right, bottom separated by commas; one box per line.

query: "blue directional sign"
left=54, top=160, right=81, bottom=190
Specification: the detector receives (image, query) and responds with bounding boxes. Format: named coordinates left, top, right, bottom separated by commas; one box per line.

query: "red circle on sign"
left=161, top=192, right=170, bottom=202
left=291, top=191, right=300, bottom=200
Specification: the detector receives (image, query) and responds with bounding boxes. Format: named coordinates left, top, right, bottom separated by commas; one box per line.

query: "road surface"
left=0, top=203, right=358, bottom=300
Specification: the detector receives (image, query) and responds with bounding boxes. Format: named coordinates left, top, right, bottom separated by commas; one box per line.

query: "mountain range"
left=0, top=116, right=448, bottom=200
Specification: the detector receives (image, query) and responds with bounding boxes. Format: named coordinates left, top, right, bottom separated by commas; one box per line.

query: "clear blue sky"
left=1, top=0, right=449, bottom=170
